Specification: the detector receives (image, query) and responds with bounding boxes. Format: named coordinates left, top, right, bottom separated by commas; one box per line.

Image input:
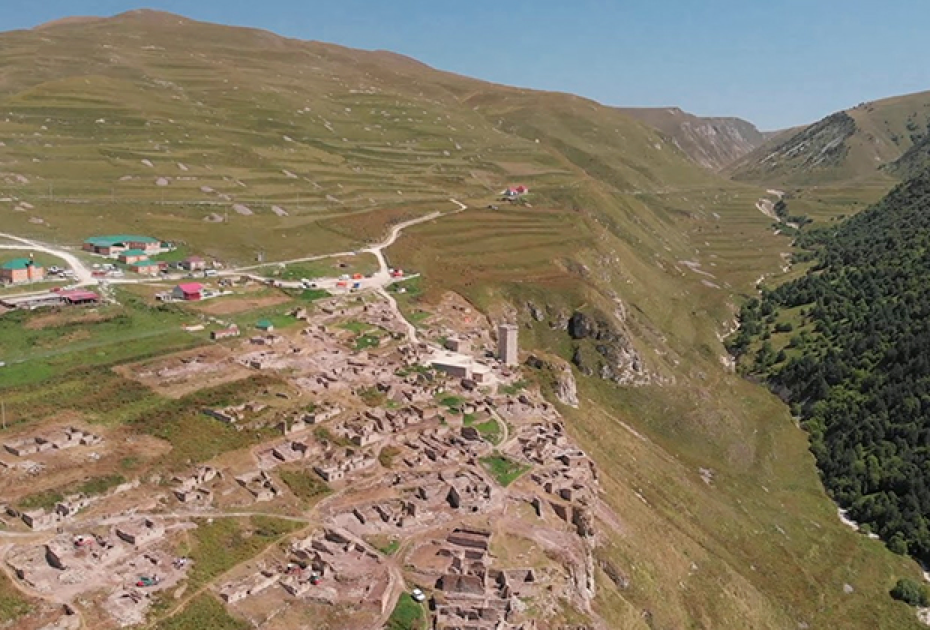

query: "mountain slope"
left=620, top=106, right=771, bottom=170
left=731, top=168, right=930, bottom=565
left=730, top=91, right=930, bottom=185
left=0, top=10, right=924, bottom=629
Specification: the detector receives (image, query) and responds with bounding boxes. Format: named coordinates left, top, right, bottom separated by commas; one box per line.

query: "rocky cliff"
left=620, top=107, right=770, bottom=170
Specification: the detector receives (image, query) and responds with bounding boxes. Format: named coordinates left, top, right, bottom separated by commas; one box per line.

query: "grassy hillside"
left=621, top=106, right=770, bottom=170
left=0, top=9, right=714, bottom=264
left=730, top=90, right=930, bottom=186
left=0, top=10, right=925, bottom=628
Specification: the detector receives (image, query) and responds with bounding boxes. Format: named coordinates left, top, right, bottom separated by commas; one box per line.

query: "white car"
left=411, top=588, right=426, bottom=603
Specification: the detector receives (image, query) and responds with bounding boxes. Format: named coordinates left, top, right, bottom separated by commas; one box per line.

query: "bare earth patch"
left=193, top=294, right=292, bottom=315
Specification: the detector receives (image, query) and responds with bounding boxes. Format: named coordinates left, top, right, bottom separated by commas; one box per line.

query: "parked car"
left=411, top=587, right=426, bottom=603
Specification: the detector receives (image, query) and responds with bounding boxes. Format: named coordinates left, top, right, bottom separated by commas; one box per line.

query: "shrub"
left=890, top=578, right=928, bottom=607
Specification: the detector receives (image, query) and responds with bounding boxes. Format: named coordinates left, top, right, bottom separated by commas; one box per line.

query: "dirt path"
left=231, top=198, right=467, bottom=276
left=0, top=234, right=94, bottom=285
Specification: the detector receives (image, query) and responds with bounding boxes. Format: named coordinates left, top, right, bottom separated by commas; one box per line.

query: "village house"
left=1, top=258, right=44, bottom=284
left=83, top=235, right=164, bottom=256
left=128, top=260, right=161, bottom=276
left=172, top=282, right=203, bottom=301
left=179, top=255, right=207, bottom=271
left=117, top=249, right=149, bottom=265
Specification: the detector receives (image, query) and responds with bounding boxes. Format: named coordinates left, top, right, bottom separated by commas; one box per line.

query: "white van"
left=204, top=269, right=218, bottom=277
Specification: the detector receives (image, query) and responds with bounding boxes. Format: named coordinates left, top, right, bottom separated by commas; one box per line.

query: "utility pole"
left=2, top=400, right=6, bottom=430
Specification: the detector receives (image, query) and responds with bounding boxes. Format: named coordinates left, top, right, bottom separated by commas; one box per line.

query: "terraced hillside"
left=730, top=90, right=930, bottom=186
left=620, top=106, right=772, bottom=170
left=0, top=10, right=926, bottom=630
left=0, top=9, right=716, bottom=263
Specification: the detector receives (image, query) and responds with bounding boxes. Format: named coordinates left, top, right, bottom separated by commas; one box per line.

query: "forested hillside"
left=731, top=170, right=930, bottom=562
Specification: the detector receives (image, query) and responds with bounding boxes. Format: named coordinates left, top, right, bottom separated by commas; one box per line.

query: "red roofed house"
left=180, top=256, right=207, bottom=272
left=173, top=283, right=203, bottom=301
left=503, top=184, right=529, bottom=198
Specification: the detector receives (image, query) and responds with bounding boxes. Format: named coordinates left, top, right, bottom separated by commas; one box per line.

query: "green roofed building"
left=256, top=319, right=275, bottom=332
left=83, top=234, right=163, bottom=256
left=128, top=259, right=162, bottom=275
left=1, top=257, right=45, bottom=284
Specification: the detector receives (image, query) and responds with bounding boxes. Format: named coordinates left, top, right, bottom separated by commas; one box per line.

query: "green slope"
left=730, top=90, right=930, bottom=186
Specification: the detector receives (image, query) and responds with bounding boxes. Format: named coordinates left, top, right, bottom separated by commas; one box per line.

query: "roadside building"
left=172, top=282, right=203, bottom=301
left=128, top=260, right=161, bottom=276
left=1, top=258, right=45, bottom=284
left=117, top=249, right=149, bottom=265
left=83, top=235, right=163, bottom=256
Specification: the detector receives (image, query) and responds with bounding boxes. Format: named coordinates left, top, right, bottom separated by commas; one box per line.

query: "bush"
left=890, top=578, right=928, bottom=607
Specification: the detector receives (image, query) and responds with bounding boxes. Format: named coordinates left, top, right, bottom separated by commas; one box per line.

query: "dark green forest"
left=730, top=171, right=930, bottom=562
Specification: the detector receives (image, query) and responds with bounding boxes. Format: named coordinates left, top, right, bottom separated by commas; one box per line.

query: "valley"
left=0, top=8, right=928, bottom=630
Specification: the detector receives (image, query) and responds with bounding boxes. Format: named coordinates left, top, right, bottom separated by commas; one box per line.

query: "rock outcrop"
left=527, top=354, right=580, bottom=408
left=567, top=311, right=650, bottom=386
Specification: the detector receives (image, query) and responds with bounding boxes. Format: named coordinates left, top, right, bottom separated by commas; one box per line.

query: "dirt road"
left=0, top=232, right=94, bottom=285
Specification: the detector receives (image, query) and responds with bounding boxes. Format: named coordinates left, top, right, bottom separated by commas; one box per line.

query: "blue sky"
left=3, top=0, right=929, bottom=130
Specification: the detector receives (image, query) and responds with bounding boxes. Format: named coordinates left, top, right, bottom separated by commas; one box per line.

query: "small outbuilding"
left=58, top=289, right=100, bottom=305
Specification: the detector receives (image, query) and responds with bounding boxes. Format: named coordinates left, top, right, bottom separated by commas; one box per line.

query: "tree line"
left=730, top=171, right=930, bottom=563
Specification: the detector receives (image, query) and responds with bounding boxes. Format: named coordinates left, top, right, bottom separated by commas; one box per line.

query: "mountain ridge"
left=619, top=106, right=773, bottom=170
left=730, top=90, right=930, bottom=185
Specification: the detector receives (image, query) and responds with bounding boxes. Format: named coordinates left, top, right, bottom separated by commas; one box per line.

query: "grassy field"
left=386, top=593, right=426, bottom=630
left=18, top=473, right=125, bottom=510
left=182, top=516, right=303, bottom=592
left=128, top=375, right=284, bottom=469
left=463, top=414, right=502, bottom=445
left=0, top=291, right=206, bottom=388
left=257, top=253, right=378, bottom=281
left=0, top=572, right=31, bottom=624
left=481, top=453, right=530, bottom=487
left=278, top=468, right=331, bottom=505
left=152, top=594, right=248, bottom=630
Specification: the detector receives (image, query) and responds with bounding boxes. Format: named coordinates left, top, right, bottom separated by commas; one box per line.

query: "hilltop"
left=0, top=10, right=925, bottom=630
left=620, top=106, right=772, bottom=170
left=729, top=90, right=930, bottom=185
